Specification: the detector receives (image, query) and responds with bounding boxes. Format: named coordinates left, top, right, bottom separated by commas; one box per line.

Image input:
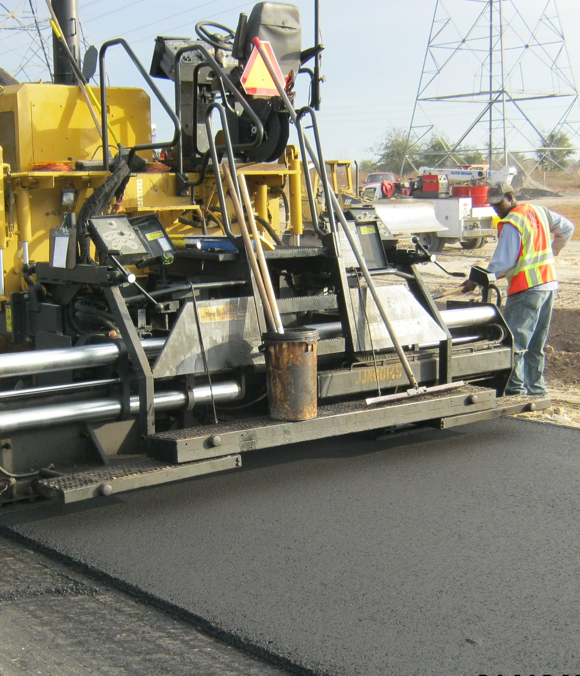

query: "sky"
left=2, top=0, right=580, bottom=162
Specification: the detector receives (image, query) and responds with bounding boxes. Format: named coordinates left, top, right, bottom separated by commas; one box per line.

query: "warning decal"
left=240, top=41, right=284, bottom=97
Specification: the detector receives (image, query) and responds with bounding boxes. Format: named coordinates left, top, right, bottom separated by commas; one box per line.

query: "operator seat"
left=240, top=2, right=302, bottom=81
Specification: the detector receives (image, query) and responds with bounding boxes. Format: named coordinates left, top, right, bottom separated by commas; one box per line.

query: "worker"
left=461, top=180, right=574, bottom=396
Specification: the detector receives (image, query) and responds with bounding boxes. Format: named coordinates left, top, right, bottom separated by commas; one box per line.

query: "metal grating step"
left=439, top=394, right=551, bottom=429
left=35, top=455, right=241, bottom=504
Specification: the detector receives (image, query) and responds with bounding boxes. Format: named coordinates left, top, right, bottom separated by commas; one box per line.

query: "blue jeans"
left=502, top=288, right=555, bottom=396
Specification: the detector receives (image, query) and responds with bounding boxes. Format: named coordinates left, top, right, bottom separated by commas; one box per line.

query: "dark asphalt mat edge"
left=0, top=523, right=314, bottom=675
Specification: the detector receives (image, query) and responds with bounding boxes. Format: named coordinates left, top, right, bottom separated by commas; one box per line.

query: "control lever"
left=109, top=255, right=163, bottom=311
left=412, top=237, right=466, bottom=278
left=469, top=265, right=503, bottom=306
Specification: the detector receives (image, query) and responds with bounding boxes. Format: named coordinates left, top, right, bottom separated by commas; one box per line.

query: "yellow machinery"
left=0, top=85, right=151, bottom=299
left=0, top=82, right=305, bottom=304
left=0, top=1, right=542, bottom=505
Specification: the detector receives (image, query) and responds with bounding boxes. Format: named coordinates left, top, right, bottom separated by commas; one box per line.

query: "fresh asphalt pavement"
left=1, top=417, right=579, bottom=676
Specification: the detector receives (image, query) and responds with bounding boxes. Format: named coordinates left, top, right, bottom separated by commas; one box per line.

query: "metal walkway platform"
left=31, top=389, right=549, bottom=504
left=148, top=387, right=548, bottom=464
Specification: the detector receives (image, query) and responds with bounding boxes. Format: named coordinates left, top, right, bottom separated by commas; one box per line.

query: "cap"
left=486, top=181, right=513, bottom=205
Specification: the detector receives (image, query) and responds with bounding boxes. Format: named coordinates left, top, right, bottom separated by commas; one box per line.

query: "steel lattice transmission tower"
left=1, top=1, right=90, bottom=83
left=403, top=0, right=580, bottom=173
left=0, top=1, right=54, bottom=82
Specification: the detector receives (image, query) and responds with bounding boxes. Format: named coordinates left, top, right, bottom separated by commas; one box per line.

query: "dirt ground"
left=409, top=188, right=580, bottom=427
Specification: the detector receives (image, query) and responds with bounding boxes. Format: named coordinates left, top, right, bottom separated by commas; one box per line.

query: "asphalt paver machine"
left=0, top=1, right=548, bottom=504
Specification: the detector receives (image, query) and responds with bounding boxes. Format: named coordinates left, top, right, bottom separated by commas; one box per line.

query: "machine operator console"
left=88, top=215, right=176, bottom=264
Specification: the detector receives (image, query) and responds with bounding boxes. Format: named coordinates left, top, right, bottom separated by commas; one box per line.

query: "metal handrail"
left=99, top=38, right=182, bottom=171
left=297, top=106, right=337, bottom=237
left=191, top=61, right=209, bottom=159
left=204, top=101, right=242, bottom=245
left=294, top=108, right=324, bottom=238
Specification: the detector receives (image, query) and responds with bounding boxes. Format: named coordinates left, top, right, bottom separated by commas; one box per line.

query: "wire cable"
left=0, top=463, right=39, bottom=479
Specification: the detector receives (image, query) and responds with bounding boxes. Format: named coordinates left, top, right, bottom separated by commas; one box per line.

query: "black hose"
left=227, top=215, right=284, bottom=247
left=208, top=211, right=227, bottom=233
left=216, top=390, right=267, bottom=410
left=75, top=311, right=117, bottom=331
left=209, top=205, right=284, bottom=246
left=268, top=186, right=290, bottom=228
left=76, top=156, right=133, bottom=263
left=178, top=216, right=204, bottom=228
left=254, top=214, right=284, bottom=247
left=74, top=301, right=116, bottom=322
left=68, top=301, right=86, bottom=336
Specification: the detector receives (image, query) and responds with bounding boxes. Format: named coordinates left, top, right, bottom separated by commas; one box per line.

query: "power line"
left=27, top=0, right=52, bottom=78
left=404, top=0, right=580, bottom=171
left=90, top=0, right=222, bottom=42
left=79, top=0, right=107, bottom=7
left=81, top=0, right=144, bottom=23
left=130, top=0, right=253, bottom=45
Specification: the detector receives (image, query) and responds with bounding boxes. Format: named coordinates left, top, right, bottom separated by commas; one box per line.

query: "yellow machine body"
left=0, top=84, right=152, bottom=171
left=0, top=84, right=153, bottom=300
left=301, top=159, right=366, bottom=225
left=0, top=83, right=306, bottom=304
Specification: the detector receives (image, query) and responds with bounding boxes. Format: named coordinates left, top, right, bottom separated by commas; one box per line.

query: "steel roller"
left=0, top=381, right=241, bottom=435
left=0, top=307, right=500, bottom=380
left=0, top=338, right=165, bottom=379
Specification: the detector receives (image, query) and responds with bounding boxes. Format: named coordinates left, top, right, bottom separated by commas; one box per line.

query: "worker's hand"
left=460, top=280, right=477, bottom=293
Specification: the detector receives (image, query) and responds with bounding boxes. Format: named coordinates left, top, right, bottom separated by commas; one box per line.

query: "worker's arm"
left=486, top=222, right=521, bottom=278
left=461, top=223, right=520, bottom=293
left=546, top=209, right=574, bottom=255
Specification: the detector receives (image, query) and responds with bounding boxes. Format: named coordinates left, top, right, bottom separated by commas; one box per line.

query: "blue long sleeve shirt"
left=487, top=205, right=575, bottom=291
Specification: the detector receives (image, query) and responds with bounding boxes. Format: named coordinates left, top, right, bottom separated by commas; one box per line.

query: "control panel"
left=88, top=216, right=149, bottom=258
left=88, top=215, right=176, bottom=264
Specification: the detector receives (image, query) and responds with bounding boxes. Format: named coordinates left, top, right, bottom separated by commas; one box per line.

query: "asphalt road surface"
left=0, top=536, right=285, bottom=676
left=1, top=417, right=579, bottom=676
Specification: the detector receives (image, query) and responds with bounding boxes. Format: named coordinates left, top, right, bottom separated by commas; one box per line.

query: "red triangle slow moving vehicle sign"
left=241, top=41, right=284, bottom=97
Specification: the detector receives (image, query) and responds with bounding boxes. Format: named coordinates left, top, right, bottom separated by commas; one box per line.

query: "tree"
left=370, top=129, right=491, bottom=177
left=417, top=135, right=451, bottom=168
left=536, top=130, right=575, bottom=171
left=455, top=146, right=486, bottom=166
left=371, top=127, right=415, bottom=176
left=359, top=158, right=377, bottom=173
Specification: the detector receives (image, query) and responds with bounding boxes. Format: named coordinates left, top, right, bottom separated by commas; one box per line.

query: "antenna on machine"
left=402, top=0, right=580, bottom=175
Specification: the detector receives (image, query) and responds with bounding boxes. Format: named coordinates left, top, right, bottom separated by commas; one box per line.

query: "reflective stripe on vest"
left=498, top=204, right=556, bottom=295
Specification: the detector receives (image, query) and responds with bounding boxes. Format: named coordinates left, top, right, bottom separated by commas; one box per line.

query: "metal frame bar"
left=99, top=38, right=181, bottom=171
left=104, top=286, right=154, bottom=436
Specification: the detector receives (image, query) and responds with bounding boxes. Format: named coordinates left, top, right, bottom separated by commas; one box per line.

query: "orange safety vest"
left=498, top=204, right=556, bottom=295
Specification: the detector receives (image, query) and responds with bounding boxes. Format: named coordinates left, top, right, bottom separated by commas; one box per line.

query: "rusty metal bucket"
left=263, top=328, right=319, bottom=421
